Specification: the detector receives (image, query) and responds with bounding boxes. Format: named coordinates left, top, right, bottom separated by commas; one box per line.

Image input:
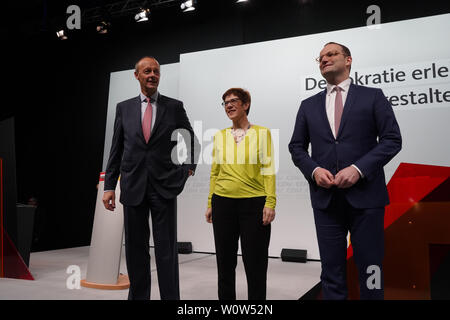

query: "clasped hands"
left=314, top=166, right=361, bottom=189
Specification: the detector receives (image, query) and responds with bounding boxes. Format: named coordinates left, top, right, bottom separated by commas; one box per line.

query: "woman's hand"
left=262, top=207, right=275, bottom=225
left=205, top=208, right=213, bottom=223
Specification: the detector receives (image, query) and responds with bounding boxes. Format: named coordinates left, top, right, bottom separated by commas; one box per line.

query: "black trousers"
left=211, top=194, right=271, bottom=300
left=123, top=183, right=179, bottom=300
left=313, top=190, right=384, bottom=300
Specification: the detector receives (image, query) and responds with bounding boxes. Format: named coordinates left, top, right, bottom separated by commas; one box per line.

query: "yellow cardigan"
left=207, top=125, right=276, bottom=209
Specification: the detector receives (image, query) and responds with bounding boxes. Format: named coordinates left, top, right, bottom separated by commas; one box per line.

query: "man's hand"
left=334, top=166, right=360, bottom=188
left=205, top=208, right=212, bottom=223
left=188, top=169, right=194, bottom=177
left=262, top=207, right=275, bottom=225
left=313, top=168, right=335, bottom=188
left=103, top=191, right=116, bottom=211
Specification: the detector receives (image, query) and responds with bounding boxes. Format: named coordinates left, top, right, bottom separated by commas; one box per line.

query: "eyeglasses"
left=316, top=51, right=346, bottom=63
left=221, top=98, right=241, bottom=107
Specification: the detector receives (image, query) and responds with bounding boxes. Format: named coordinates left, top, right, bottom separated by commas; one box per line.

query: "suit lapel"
left=133, top=96, right=147, bottom=145
left=148, top=93, right=167, bottom=143
left=336, top=83, right=356, bottom=138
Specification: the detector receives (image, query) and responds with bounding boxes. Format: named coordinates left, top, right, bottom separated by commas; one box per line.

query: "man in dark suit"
left=103, top=56, right=200, bottom=300
left=288, top=42, right=402, bottom=299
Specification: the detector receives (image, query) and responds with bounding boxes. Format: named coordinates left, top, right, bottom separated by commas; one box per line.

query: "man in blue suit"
left=289, top=42, right=402, bottom=299
left=103, top=56, right=200, bottom=300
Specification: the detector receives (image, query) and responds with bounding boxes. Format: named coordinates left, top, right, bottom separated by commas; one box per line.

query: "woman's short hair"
left=222, top=88, right=251, bottom=115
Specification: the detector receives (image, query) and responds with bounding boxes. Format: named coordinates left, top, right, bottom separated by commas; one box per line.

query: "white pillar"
left=83, top=173, right=128, bottom=288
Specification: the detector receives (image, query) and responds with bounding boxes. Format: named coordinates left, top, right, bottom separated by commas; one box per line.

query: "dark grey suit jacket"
left=105, top=94, right=200, bottom=206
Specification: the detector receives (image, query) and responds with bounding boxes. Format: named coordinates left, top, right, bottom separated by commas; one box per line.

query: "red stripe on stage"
left=1, top=158, right=4, bottom=277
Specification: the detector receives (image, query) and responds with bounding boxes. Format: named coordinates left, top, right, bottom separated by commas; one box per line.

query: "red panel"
left=2, top=231, right=34, bottom=280
left=307, top=162, right=450, bottom=299
left=347, top=162, right=450, bottom=259
left=1, top=157, right=3, bottom=277
left=0, top=157, right=34, bottom=280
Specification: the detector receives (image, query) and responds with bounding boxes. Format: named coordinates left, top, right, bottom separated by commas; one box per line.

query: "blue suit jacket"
left=288, top=84, right=402, bottom=210
left=105, top=94, right=200, bottom=206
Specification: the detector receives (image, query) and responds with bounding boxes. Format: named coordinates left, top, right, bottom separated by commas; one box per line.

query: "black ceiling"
left=2, top=0, right=450, bottom=43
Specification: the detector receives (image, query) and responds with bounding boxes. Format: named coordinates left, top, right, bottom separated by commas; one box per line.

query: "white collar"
left=140, top=91, right=159, bottom=103
left=326, top=78, right=352, bottom=95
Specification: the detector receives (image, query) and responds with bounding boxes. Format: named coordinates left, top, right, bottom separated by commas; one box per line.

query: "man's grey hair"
left=134, top=56, right=160, bottom=73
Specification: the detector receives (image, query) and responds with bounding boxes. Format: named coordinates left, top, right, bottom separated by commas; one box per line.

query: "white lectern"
left=81, top=172, right=129, bottom=289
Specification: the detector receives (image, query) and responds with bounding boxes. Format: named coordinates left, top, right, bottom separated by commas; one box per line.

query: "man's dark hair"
left=325, top=42, right=351, bottom=57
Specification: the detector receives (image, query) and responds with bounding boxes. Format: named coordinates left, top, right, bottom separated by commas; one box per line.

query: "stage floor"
left=0, top=246, right=321, bottom=300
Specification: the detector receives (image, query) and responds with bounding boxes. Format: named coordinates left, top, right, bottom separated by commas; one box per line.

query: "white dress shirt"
left=312, top=78, right=363, bottom=180
left=326, top=78, right=351, bottom=138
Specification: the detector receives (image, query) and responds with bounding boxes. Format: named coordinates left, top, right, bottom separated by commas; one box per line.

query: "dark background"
left=1, top=0, right=449, bottom=251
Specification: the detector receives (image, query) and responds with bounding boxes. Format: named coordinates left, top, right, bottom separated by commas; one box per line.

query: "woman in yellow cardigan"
left=205, top=88, right=276, bottom=300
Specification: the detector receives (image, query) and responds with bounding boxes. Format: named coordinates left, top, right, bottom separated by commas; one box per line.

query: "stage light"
left=135, top=8, right=150, bottom=22
left=236, top=0, right=249, bottom=3
left=96, top=21, right=110, bottom=34
left=56, top=29, right=68, bottom=40
left=181, top=0, right=196, bottom=12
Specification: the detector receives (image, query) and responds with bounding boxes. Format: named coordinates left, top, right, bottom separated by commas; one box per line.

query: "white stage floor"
left=0, top=246, right=321, bottom=300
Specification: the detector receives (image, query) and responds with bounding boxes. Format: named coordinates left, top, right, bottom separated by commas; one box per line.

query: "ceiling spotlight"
left=56, top=29, right=67, bottom=40
left=96, top=21, right=110, bottom=34
left=135, top=8, right=150, bottom=22
left=236, top=0, right=248, bottom=3
left=181, top=0, right=196, bottom=12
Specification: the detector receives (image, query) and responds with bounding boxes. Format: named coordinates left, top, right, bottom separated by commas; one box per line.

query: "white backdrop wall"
left=104, top=14, right=450, bottom=259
